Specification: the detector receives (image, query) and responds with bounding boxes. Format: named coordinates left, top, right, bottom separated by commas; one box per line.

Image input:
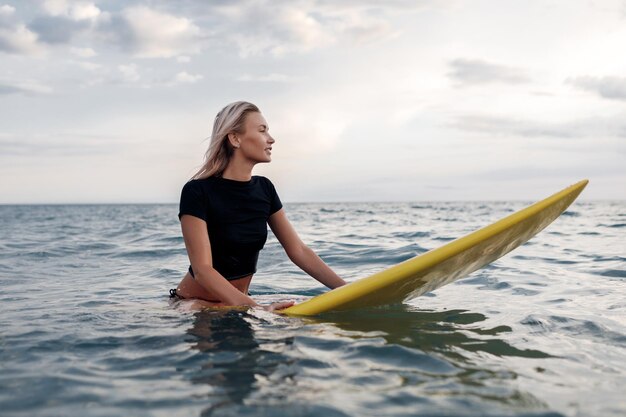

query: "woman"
left=171, top=101, right=346, bottom=311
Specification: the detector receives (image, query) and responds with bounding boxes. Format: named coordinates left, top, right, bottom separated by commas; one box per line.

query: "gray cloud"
left=5, top=1, right=430, bottom=58
left=96, top=6, right=203, bottom=58
left=451, top=114, right=626, bottom=139
left=567, top=76, right=626, bottom=101
left=0, top=133, right=125, bottom=156
left=0, top=5, right=41, bottom=54
left=447, top=58, right=530, bottom=86
left=0, top=81, right=51, bottom=95
left=207, top=1, right=412, bottom=57
left=0, top=84, right=22, bottom=95
left=29, top=16, right=90, bottom=44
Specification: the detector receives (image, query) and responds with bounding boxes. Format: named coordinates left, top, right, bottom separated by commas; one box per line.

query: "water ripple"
left=0, top=202, right=624, bottom=417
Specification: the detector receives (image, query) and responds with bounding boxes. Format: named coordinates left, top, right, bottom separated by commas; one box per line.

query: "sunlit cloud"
left=102, top=6, right=202, bottom=58
left=0, top=5, right=42, bottom=54
left=172, top=71, right=203, bottom=84
left=1, top=1, right=624, bottom=203
left=70, top=46, right=96, bottom=57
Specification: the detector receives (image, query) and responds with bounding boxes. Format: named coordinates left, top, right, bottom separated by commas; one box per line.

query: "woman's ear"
left=228, top=132, right=240, bottom=149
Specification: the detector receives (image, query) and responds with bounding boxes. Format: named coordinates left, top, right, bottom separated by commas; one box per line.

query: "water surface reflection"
left=182, top=305, right=561, bottom=416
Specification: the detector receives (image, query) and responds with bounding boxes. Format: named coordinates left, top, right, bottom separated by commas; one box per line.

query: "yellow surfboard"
left=283, top=180, right=588, bottom=316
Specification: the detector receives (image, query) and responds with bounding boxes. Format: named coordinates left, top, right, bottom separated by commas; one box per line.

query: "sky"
left=1, top=0, right=625, bottom=204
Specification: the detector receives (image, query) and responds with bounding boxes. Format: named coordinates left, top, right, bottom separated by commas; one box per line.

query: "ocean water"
left=0, top=200, right=624, bottom=417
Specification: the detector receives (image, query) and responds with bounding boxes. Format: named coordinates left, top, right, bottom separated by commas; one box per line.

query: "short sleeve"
left=265, top=177, right=283, bottom=215
left=178, top=181, right=208, bottom=221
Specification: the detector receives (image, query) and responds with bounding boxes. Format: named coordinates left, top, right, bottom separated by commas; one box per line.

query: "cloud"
left=173, top=71, right=203, bottom=84
left=447, top=58, right=530, bottom=86
left=5, top=3, right=201, bottom=59
left=208, top=1, right=407, bottom=57
left=31, top=1, right=104, bottom=44
left=118, top=63, right=140, bottom=82
left=237, top=73, right=303, bottom=83
left=0, top=132, right=123, bottom=156
left=103, top=6, right=202, bottom=58
left=0, top=5, right=41, bottom=54
left=75, top=60, right=101, bottom=71
left=219, top=4, right=333, bottom=57
left=70, top=46, right=96, bottom=57
left=41, top=1, right=102, bottom=21
left=4, top=2, right=426, bottom=59
left=567, top=76, right=626, bottom=101
left=0, top=80, right=52, bottom=95
left=451, top=114, right=626, bottom=139
left=0, top=4, right=15, bottom=16
left=30, top=15, right=90, bottom=44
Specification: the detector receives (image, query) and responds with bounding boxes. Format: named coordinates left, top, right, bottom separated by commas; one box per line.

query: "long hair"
left=191, top=101, right=260, bottom=179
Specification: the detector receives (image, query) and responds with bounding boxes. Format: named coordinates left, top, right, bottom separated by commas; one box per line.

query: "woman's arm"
left=268, top=209, right=346, bottom=289
left=181, top=215, right=293, bottom=310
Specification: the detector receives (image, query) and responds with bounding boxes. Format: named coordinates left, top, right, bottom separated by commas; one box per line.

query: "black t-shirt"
left=178, top=175, right=283, bottom=280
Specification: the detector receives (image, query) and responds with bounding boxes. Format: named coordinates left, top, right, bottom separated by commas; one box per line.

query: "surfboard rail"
left=283, top=180, right=588, bottom=316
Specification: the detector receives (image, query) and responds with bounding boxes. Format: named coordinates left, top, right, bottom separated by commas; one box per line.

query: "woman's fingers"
left=266, top=301, right=295, bottom=312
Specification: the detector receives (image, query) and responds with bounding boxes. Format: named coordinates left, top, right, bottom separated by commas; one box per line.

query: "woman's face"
left=236, top=111, right=275, bottom=163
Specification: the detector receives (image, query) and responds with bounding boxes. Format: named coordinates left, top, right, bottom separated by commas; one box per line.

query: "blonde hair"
left=192, top=101, right=260, bottom=179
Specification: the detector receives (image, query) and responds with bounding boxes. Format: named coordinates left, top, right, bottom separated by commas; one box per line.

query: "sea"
left=0, top=200, right=624, bottom=417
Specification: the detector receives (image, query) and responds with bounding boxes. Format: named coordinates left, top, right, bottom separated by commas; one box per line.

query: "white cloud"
left=0, top=79, right=53, bottom=95
left=29, top=1, right=105, bottom=45
left=111, top=6, right=202, bottom=58
left=0, top=3, right=41, bottom=54
left=176, top=55, right=191, bottom=63
left=118, top=63, right=140, bottom=82
left=211, top=1, right=404, bottom=57
left=69, top=2, right=101, bottom=21
left=0, top=23, right=41, bottom=54
left=70, top=46, right=96, bottom=57
left=0, top=4, right=15, bottom=16
left=42, top=0, right=69, bottom=16
left=173, top=71, right=203, bottom=84
left=76, top=60, right=101, bottom=71
left=42, top=1, right=101, bottom=22
left=237, top=73, right=302, bottom=83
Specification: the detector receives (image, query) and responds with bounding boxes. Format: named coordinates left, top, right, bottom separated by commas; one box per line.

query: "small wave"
left=77, top=242, right=119, bottom=251
left=432, top=236, right=455, bottom=242
left=112, top=248, right=186, bottom=259
left=598, top=269, right=626, bottom=278
left=590, top=256, right=626, bottom=262
left=392, top=230, right=430, bottom=239
left=512, top=287, right=540, bottom=296
left=596, top=223, right=626, bottom=228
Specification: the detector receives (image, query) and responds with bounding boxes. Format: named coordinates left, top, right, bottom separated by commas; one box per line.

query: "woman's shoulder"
left=252, top=176, right=280, bottom=199
left=252, top=175, right=278, bottom=189
left=181, top=177, right=217, bottom=193
left=252, top=175, right=275, bottom=185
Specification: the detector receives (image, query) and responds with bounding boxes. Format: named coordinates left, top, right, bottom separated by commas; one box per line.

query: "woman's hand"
left=263, top=300, right=295, bottom=312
